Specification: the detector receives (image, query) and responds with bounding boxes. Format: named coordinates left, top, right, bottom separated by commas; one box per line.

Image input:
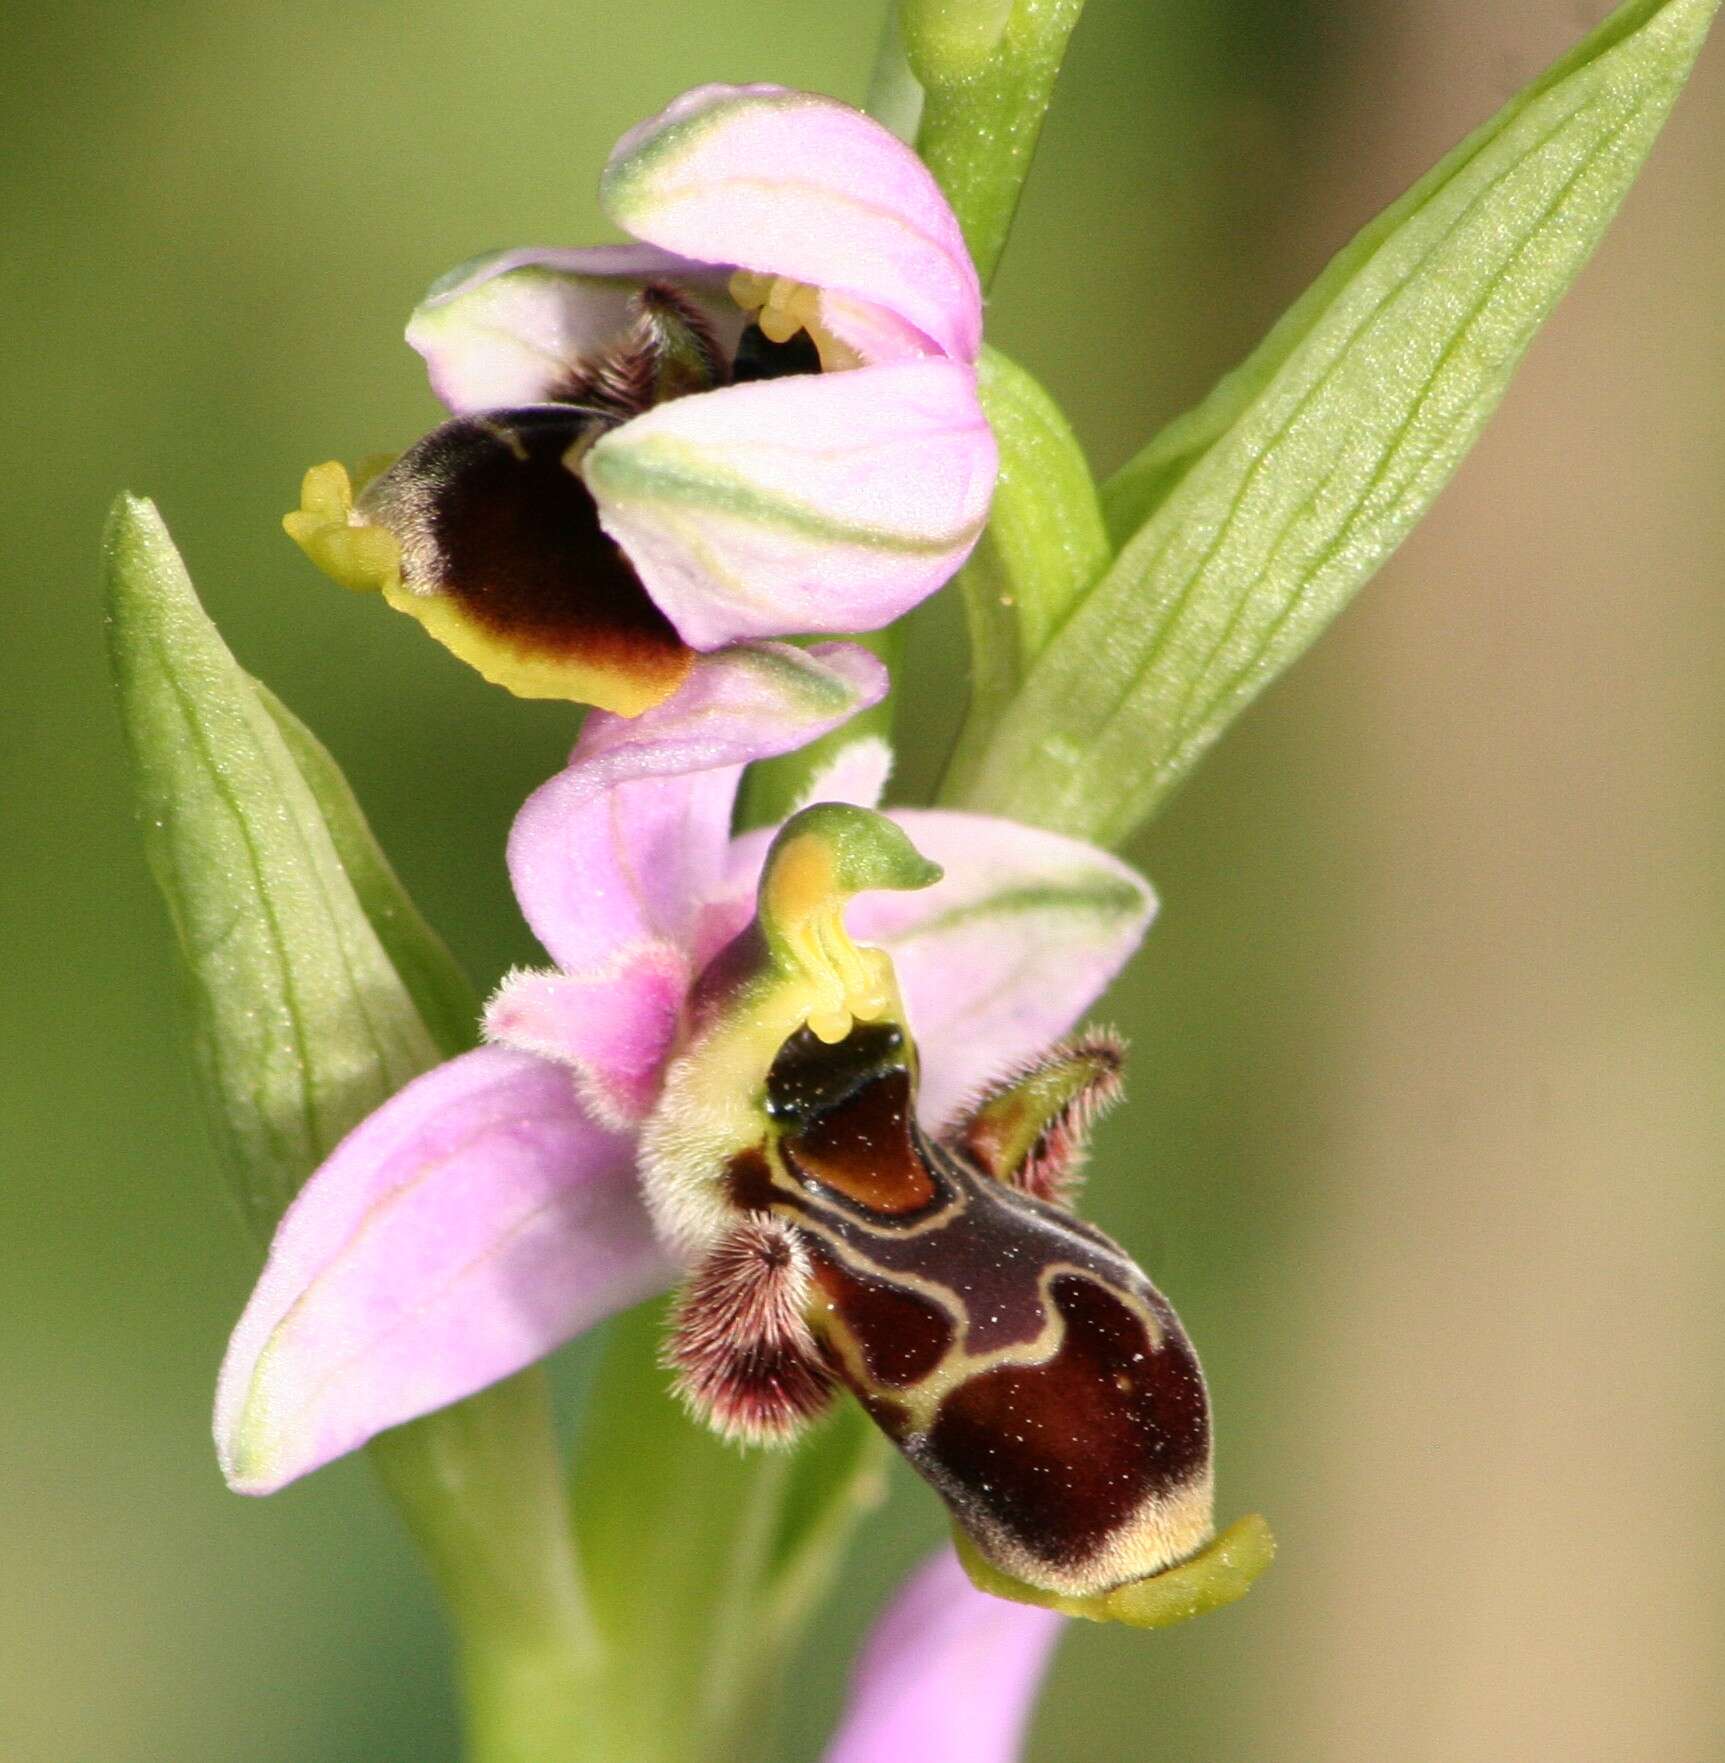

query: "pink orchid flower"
left=284, top=83, right=996, bottom=717
left=214, top=643, right=1153, bottom=1497
left=826, top=1550, right=1063, bottom=1763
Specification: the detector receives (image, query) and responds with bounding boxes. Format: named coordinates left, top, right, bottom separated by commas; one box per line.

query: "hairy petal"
left=824, top=1550, right=1063, bottom=1763
left=509, top=643, right=887, bottom=974
left=603, top=84, right=982, bottom=363
left=723, top=810, right=1154, bottom=1127
left=407, top=244, right=739, bottom=411
left=215, top=1046, right=672, bottom=1493
left=586, top=362, right=996, bottom=650
left=484, top=943, right=689, bottom=1127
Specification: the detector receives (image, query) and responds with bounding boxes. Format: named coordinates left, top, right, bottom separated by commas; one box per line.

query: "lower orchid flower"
left=282, top=83, right=996, bottom=716
left=214, top=628, right=1246, bottom=1628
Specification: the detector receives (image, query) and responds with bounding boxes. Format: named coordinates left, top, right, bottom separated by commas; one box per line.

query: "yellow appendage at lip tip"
left=282, top=461, right=400, bottom=596
left=953, top=1514, right=1276, bottom=1630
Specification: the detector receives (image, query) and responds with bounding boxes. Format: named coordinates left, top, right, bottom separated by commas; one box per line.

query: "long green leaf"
left=105, top=495, right=440, bottom=1232
left=954, top=0, right=1717, bottom=844
left=106, top=495, right=598, bottom=1761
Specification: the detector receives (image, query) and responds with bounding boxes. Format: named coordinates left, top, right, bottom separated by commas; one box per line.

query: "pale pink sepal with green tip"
left=214, top=1045, right=671, bottom=1496
left=601, top=82, right=982, bottom=364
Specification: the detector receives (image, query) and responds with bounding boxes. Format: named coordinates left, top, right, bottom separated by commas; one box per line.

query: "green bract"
left=104, top=495, right=444, bottom=1232
left=104, top=497, right=600, bottom=1761
left=943, top=346, right=1110, bottom=801
left=951, top=0, right=1718, bottom=846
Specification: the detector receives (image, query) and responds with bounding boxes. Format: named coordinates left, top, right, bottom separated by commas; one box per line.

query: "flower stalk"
left=373, top=1377, right=602, bottom=1763
left=897, top=0, right=1089, bottom=286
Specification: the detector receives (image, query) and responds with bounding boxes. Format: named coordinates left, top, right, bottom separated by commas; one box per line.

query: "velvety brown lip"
left=807, top=1247, right=955, bottom=1388
left=368, top=405, right=690, bottom=679
left=919, top=1273, right=1210, bottom=1572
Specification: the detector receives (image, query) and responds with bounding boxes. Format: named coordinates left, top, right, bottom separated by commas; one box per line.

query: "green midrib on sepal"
left=586, top=433, right=981, bottom=555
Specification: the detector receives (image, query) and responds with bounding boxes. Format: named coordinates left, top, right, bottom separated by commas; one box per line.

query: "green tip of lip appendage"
left=954, top=1513, right=1276, bottom=1630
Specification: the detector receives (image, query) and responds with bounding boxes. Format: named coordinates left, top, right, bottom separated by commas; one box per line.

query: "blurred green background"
left=4, top=1, right=1721, bottom=1758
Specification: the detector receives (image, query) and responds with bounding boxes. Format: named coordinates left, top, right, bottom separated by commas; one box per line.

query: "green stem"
left=370, top=1371, right=601, bottom=1763
left=898, top=0, right=1089, bottom=286
left=693, top=1454, right=795, bottom=1760
left=866, top=6, right=925, bottom=139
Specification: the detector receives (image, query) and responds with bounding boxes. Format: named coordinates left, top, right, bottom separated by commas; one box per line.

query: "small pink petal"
left=509, top=643, right=887, bottom=975
left=793, top=735, right=893, bottom=813
left=603, top=85, right=982, bottom=363
left=586, top=361, right=996, bottom=650
left=407, top=244, right=742, bottom=412
left=823, top=1550, right=1064, bottom=1763
left=720, top=810, right=1154, bottom=1128
left=215, top=1046, right=673, bottom=1494
left=485, top=943, right=689, bottom=1127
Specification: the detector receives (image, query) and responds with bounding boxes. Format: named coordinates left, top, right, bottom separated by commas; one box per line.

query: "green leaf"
left=942, top=345, right=1110, bottom=802
left=107, top=495, right=598, bottom=1761
left=954, top=0, right=1718, bottom=844
left=105, top=495, right=441, bottom=1232
left=255, top=681, right=478, bottom=1062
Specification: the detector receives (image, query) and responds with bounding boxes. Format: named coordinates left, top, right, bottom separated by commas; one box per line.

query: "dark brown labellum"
left=358, top=406, right=690, bottom=692
left=754, top=1021, right=1214, bottom=1595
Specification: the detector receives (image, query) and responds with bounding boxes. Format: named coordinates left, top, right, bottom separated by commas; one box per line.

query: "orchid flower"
left=211, top=630, right=1227, bottom=1621
left=283, top=84, right=996, bottom=715
left=824, top=1549, right=1063, bottom=1763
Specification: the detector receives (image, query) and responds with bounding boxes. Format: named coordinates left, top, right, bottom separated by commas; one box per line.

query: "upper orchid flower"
left=283, top=84, right=996, bottom=715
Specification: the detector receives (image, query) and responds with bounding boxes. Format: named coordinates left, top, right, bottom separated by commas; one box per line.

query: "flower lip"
left=354, top=405, right=695, bottom=715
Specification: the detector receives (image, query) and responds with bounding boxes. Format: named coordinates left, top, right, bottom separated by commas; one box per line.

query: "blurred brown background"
left=2, top=1, right=1719, bottom=1758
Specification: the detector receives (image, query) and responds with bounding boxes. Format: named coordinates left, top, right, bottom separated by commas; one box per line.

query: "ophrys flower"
left=285, top=84, right=996, bottom=714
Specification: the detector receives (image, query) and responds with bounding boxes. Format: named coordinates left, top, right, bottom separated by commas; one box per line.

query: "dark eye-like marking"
left=765, top=1020, right=906, bottom=1127
left=765, top=1022, right=942, bottom=1217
